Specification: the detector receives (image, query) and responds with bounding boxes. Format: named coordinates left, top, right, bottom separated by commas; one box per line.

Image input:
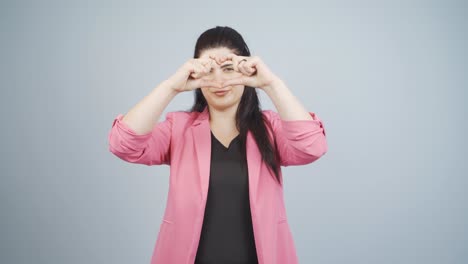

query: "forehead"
left=199, top=47, right=236, bottom=59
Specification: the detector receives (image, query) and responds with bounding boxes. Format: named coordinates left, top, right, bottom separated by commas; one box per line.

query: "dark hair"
left=185, top=26, right=281, bottom=184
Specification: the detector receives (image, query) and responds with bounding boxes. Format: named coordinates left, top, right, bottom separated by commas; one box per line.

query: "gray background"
left=1, top=1, right=467, bottom=263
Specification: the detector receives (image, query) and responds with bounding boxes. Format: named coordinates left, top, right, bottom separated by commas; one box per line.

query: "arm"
left=107, top=80, right=179, bottom=166
left=263, top=78, right=328, bottom=166
left=263, top=77, right=313, bottom=121
left=121, top=80, right=178, bottom=134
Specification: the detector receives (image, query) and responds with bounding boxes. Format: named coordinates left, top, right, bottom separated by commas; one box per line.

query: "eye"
left=224, top=68, right=234, bottom=72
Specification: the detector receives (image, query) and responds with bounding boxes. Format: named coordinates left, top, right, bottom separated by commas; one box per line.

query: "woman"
left=108, top=26, right=327, bottom=264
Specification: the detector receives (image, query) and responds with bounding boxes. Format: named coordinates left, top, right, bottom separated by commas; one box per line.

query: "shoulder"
left=164, top=109, right=281, bottom=123
left=162, top=110, right=204, bottom=127
left=261, top=109, right=276, bottom=116
left=164, top=110, right=192, bottom=119
left=261, top=109, right=281, bottom=122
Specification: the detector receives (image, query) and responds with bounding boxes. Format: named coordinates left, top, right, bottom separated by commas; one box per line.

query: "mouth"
left=213, top=89, right=230, bottom=96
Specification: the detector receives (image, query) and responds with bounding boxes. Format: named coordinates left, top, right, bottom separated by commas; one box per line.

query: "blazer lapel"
left=191, top=106, right=261, bottom=210
left=191, top=107, right=211, bottom=201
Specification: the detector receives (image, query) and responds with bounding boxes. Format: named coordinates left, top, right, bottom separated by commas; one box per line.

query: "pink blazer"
left=108, top=106, right=327, bottom=264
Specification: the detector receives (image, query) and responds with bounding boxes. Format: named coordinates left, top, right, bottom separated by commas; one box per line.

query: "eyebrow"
left=221, top=63, right=233, bottom=69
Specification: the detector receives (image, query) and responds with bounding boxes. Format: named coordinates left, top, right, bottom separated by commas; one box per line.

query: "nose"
left=208, top=68, right=227, bottom=87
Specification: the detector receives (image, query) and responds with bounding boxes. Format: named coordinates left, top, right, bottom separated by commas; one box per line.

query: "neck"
left=208, top=104, right=238, bottom=127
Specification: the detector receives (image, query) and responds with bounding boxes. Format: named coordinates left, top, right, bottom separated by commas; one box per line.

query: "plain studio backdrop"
left=1, top=1, right=466, bottom=263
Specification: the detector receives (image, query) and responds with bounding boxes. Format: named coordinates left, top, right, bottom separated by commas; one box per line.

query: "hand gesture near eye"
left=166, top=58, right=223, bottom=93
left=210, top=53, right=279, bottom=90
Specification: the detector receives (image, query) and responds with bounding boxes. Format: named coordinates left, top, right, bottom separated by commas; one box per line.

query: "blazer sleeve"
left=264, top=110, right=328, bottom=166
left=107, top=112, right=173, bottom=166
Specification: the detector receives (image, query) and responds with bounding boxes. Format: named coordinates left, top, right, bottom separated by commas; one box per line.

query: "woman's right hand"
left=166, top=58, right=223, bottom=93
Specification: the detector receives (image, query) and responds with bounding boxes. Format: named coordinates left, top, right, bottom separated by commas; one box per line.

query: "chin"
left=209, top=99, right=240, bottom=109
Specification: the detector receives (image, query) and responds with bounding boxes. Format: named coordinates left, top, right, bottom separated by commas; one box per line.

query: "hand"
left=210, top=53, right=279, bottom=90
left=166, top=57, right=224, bottom=93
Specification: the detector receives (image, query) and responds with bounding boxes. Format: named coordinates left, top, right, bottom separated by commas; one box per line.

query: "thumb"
left=222, top=77, right=246, bottom=87
left=199, top=79, right=223, bottom=88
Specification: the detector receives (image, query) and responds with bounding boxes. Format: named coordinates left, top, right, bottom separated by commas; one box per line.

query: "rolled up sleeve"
left=265, top=110, right=327, bottom=166
left=107, top=112, right=173, bottom=166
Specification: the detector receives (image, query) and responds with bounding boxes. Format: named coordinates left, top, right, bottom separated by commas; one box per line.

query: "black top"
left=194, top=131, right=259, bottom=264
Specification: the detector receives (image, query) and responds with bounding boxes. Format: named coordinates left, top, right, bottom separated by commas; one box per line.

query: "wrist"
left=161, top=79, right=180, bottom=95
left=263, top=76, right=284, bottom=92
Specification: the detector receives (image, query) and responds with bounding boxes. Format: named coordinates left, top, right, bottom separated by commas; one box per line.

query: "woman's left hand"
left=211, top=53, right=279, bottom=90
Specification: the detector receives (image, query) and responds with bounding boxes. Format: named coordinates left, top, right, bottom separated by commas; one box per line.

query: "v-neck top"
left=194, top=131, right=259, bottom=264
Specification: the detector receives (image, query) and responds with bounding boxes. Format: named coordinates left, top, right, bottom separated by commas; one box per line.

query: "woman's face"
left=199, top=47, right=245, bottom=112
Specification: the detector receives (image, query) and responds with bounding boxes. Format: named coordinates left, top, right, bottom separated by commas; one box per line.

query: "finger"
left=194, top=64, right=205, bottom=78
left=209, top=54, right=224, bottom=65
left=229, top=54, right=249, bottom=73
left=188, top=64, right=198, bottom=78
left=246, top=65, right=256, bottom=75
left=201, top=80, right=223, bottom=88
left=196, top=63, right=209, bottom=76
left=237, top=60, right=250, bottom=76
left=201, top=59, right=214, bottom=74
left=210, top=58, right=218, bottom=71
left=247, top=58, right=259, bottom=74
left=198, top=58, right=212, bottom=66
left=215, top=54, right=224, bottom=64
left=222, top=77, right=248, bottom=87
left=224, top=53, right=240, bottom=61
left=233, top=56, right=243, bottom=72
left=190, top=78, right=219, bottom=89
left=208, top=54, right=220, bottom=64
left=191, top=63, right=206, bottom=78
left=240, top=59, right=256, bottom=75
left=201, top=58, right=216, bottom=70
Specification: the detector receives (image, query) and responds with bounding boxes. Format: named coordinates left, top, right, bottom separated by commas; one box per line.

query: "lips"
left=213, top=89, right=230, bottom=95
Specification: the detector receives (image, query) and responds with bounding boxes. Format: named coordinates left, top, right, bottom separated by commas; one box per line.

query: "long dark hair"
left=185, top=26, right=281, bottom=184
